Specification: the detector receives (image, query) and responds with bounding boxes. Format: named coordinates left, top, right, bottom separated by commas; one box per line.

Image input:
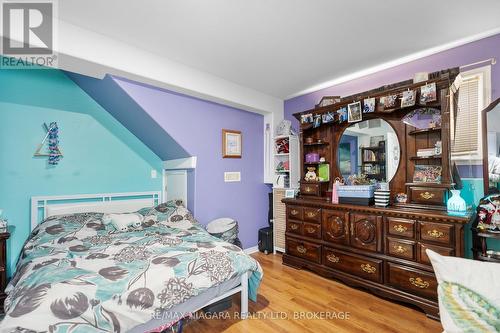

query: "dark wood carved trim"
left=482, top=97, right=500, bottom=195
left=282, top=199, right=470, bottom=224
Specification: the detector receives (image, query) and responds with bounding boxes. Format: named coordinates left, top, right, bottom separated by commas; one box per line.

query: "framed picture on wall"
left=222, top=129, right=242, bottom=158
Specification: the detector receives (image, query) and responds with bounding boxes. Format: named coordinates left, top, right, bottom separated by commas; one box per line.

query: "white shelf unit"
left=272, top=135, right=299, bottom=189
left=272, top=135, right=299, bottom=254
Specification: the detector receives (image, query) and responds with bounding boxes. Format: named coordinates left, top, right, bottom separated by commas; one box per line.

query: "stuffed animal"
left=103, top=213, right=143, bottom=232
left=305, top=167, right=318, bottom=181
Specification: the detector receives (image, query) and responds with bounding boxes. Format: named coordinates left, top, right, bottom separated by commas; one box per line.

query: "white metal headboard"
left=31, top=191, right=161, bottom=231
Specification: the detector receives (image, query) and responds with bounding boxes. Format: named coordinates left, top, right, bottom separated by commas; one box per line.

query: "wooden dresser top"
left=282, top=198, right=471, bottom=224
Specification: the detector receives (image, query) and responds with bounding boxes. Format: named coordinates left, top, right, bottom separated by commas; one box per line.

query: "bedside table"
left=0, top=230, right=10, bottom=313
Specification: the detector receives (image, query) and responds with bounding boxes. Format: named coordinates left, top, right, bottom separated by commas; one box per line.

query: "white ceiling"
left=59, top=0, right=500, bottom=99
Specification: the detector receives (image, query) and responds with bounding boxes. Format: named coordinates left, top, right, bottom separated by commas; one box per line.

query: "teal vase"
left=447, top=189, right=467, bottom=216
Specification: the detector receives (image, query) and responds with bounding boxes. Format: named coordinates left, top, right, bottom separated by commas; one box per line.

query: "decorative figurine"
left=305, top=167, right=318, bottom=181
left=395, top=193, right=408, bottom=204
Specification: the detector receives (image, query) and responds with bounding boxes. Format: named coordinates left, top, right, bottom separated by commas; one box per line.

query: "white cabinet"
left=273, top=135, right=299, bottom=188
left=272, top=135, right=299, bottom=253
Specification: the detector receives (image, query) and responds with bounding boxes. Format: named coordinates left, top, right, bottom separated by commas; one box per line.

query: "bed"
left=0, top=192, right=262, bottom=333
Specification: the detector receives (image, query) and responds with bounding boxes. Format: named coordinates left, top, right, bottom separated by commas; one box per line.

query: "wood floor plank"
left=183, top=252, right=442, bottom=333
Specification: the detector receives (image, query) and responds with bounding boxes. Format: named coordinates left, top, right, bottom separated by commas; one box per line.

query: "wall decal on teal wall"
left=33, top=122, right=63, bottom=165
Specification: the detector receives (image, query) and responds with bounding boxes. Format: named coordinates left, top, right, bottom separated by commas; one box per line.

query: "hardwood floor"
left=185, top=252, right=442, bottom=333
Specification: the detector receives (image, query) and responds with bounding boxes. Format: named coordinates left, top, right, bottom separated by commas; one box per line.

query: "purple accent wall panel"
left=285, top=34, right=500, bottom=128
left=114, top=77, right=271, bottom=249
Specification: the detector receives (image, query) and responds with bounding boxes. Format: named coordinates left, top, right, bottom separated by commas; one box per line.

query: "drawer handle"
left=306, top=211, right=317, bottom=218
left=420, top=192, right=435, bottom=200
left=393, top=224, right=408, bottom=233
left=291, top=209, right=299, bottom=216
left=427, top=229, right=444, bottom=239
left=360, top=263, right=376, bottom=274
left=290, top=224, right=299, bottom=231
left=304, top=187, right=313, bottom=193
left=326, top=254, right=340, bottom=263
left=306, top=227, right=316, bottom=234
left=296, top=245, right=307, bottom=254
left=409, top=277, right=430, bottom=289
left=393, top=245, right=407, bottom=254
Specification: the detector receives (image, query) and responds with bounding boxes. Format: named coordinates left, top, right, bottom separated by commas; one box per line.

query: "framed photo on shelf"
left=313, top=114, right=322, bottom=128
left=413, top=165, right=442, bottom=183
left=300, top=113, right=313, bottom=124
left=363, top=97, right=375, bottom=113
left=401, top=90, right=416, bottom=108
left=338, top=107, right=348, bottom=123
left=222, top=129, right=242, bottom=158
left=322, top=111, right=335, bottom=123
left=347, top=101, right=362, bottom=123
left=420, top=82, right=437, bottom=103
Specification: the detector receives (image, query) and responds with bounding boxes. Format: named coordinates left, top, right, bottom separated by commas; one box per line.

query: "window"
left=451, top=66, right=491, bottom=161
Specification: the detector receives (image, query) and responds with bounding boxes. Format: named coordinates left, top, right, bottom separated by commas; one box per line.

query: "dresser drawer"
left=387, top=217, right=415, bottom=239
left=419, top=221, right=454, bottom=246
left=386, top=262, right=437, bottom=300
left=410, top=187, right=445, bottom=205
left=300, top=182, right=320, bottom=196
left=303, top=222, right=321, bottom=239
left=287, top=206, right=303, bottom=220
left=322, top=210, right=350, bottom=245
left=303, top=207, right=321, bottom=224
left=323, top=247, right=383, bottom=283
left=386, top=237, right=416, bottom=260
left=417, top=243, right=454, bottom=265
left=286, top=238, right=321, bottom=264
left=286, top=220, right=302, bottom=236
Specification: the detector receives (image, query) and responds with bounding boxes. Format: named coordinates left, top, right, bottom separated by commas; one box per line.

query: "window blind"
left=452, top=77, right=480, bottom=154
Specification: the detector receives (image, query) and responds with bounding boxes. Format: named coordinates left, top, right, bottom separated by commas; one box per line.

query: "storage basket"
left=337, top=185, right=376, bottom=198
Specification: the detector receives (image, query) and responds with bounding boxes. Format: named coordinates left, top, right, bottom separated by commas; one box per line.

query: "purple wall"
left=285, top=33, right=500, bottom=126
left=114, top=77, right=271, bottom=249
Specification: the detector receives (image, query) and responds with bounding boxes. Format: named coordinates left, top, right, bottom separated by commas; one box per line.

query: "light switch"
left=151, top=169, right=158, bottom=179
left=224, top=171, right=241, bottom=182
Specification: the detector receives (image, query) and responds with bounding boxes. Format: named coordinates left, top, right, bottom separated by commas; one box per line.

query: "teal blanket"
left=0, top=202, right=262, bottom=332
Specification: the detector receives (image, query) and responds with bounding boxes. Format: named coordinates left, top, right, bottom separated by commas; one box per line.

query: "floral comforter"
left=0, top=202, right=262, bottom=333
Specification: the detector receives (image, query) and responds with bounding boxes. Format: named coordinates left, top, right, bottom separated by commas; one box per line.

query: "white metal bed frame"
left=29, top=191, right=249, bottom=319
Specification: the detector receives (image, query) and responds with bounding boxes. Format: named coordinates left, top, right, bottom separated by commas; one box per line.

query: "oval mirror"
left=337, top=119, right=401, bottom=182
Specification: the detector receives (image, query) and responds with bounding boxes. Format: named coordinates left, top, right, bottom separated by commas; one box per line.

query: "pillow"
left=426, top=250, right=500, bottom=332
left=103, top=213, right=143, bottom=232
left=154, top=199, right=185, bottom=213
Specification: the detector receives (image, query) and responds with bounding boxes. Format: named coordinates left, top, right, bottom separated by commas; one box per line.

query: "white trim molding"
left=163, top=156, right=197, bottom=170
left=244, top=246, right=259, bottom=255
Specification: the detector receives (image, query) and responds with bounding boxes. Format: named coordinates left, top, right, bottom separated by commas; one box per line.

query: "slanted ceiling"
left=67, top=72, right=190, bottom=161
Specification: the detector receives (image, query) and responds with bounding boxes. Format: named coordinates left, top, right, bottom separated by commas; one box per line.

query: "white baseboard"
left=244, top=245, right=259, bottom=254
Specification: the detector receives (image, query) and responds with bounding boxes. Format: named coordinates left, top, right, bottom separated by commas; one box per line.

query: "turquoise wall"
left=0, top=67, right=163, bottom=275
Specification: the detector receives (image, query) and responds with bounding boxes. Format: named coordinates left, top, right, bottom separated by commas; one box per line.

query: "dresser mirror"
left=337, top=119, right=401, bottom=182
left=482, top=98, right=500, bottom=194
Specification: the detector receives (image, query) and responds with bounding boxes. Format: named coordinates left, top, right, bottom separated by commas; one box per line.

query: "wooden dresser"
left=282, top=198, right=468, bottom=319
left=0, top=230, right=10, bottom=313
